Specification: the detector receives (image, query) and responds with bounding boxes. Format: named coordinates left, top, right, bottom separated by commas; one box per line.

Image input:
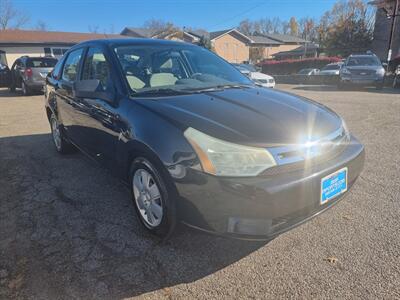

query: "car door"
left=0, top=64, right=10, bottom=88
left=55, top=48, right=85, bottom=146
left=74, top=47, right=121, bottom=169
left=10, top=59, right=22, bottom=88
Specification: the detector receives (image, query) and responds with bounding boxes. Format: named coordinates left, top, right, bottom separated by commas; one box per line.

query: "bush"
left=260, top=57, right=342, bottom=75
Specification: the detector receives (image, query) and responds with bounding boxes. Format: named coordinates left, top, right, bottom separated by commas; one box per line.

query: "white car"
left=319, top=63, right=343, bottom=75
left=232, top=63, right=275, bottom=88
left=249, top=71, right=275, bottom=88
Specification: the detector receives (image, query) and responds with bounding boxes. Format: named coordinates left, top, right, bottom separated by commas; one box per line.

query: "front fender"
left=114, top=99, right=199, bottom=183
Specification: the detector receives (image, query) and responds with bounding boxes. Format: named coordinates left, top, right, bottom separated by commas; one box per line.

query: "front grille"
left=264, top=126, right=349, bottom=176
left=350, top=69, right=375, bottom=76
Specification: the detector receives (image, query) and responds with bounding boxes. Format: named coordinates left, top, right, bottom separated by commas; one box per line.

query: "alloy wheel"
left=51, top=117, right=62, bottom=151
left=132, top=168, right=163, bottom=228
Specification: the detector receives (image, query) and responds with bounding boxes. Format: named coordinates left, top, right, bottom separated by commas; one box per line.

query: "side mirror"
left=74, top=79, right=115, bottom=103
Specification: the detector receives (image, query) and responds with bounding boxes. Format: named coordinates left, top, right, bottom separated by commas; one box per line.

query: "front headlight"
left=341, top=68, right=351, bottom=75
left=184, top=127, right=276, bottom=177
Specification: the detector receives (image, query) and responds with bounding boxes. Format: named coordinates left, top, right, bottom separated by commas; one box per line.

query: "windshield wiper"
left=131, top=88, right=190, bottom=97
left=184, top=84, right=251, bottom=93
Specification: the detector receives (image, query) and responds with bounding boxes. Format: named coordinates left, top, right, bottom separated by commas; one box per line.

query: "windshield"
left=114, top=44, right=253, bottom=95
left=322, top=64, right=340, bottom=71
left=239, top=64, right=257, bottom=72
left=347, top=56, right=381, bottom=66
left=298, top=69, right=313, bottom=74
left=27, top=58, right=58, bottom=68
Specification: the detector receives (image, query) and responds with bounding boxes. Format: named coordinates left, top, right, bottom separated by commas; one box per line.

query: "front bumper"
left=26, top=79, right=45, bottom=91
left=340, top=75, right=383, bottom=85
left=176, top=135, right=364, bottom=240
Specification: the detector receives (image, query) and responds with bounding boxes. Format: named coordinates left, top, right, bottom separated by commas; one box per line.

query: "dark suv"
left=9, top=56, right=58, bottom=95
left=339, top=53, right=385, bottom=89
left=45, top=39, right=364, bottom=240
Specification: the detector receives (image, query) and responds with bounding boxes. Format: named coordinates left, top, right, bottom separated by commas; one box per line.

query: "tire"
left=130, top=156, right=177, bottom=239
left=21, top=81, right=30, bottom=96
left=375, top=82, right=384, bottom=90
left=393, top=77, right=399, bottom=89
left=49, top=113, right=75, bottom=154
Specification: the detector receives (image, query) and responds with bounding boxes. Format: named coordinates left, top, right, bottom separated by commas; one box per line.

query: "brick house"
left=249, top=34, right=308, bottom=61
left=0, top=29, right=125, bottom=67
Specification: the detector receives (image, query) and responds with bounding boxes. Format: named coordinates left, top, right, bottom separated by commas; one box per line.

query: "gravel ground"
left=0, top=85, right=399, bottom=299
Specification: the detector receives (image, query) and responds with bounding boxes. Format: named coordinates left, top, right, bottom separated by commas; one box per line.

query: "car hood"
left=137, top=87, right=342, bottom=147
left=250, top=72, right=273, bottom=80
left=320, top=70, right=339, bottom=75
left=345, top=66, right=382, bottom=71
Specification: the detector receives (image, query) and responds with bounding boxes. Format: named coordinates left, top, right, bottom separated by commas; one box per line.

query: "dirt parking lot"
left=0, top=85, right=399, bottom=299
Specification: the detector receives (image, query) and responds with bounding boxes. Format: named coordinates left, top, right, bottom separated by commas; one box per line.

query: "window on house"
left=51, top=48, right=69, bottom=57
left=44, top=48, right=51, bottom=56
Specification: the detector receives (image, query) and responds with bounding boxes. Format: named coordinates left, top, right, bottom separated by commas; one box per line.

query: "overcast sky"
left=13, top=0, right=339, bottom=33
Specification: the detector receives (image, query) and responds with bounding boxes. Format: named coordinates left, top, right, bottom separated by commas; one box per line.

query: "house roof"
left=212, top=29, right=252, bottom=42
left=0, top=29, right=125, bottom=45
left=209, top=29, right=232, bottom=40
left=262, top=33, right=308, bottom=43
left=273, top=43, right=320, bottom=58
left=187, top=30, right=210, bottom=40
left=248, top=35, right=282, bottom=45
left=120, top=27, right=157, bottom=38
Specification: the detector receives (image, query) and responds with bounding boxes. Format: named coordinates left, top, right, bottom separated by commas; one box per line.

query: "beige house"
left=120, top=27, right=309, bottom=63
left=188, top=30, right=308, bottom=63
left=208, top=29, right=252, bottom=63
left=0, top=29, right=125, bottom=67
left=248, top=34, right=308, bottom=61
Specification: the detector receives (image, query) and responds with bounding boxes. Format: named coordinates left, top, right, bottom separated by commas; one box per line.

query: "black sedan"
left=45, top=39, right=365, bottom=240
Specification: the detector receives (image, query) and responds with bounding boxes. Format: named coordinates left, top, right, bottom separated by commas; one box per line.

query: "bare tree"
left=88, top=25, right=99, bottom=34
left=143, top=19, right=179, bottom=38
left=35, top=20, right=49, bottom=31
left=0, top=0, right=30, bottom=30
left=238, top=19, right=253, bottom=35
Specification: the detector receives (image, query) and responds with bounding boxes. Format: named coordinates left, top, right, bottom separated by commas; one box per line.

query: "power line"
left=208, top=1, right=267, bottom=30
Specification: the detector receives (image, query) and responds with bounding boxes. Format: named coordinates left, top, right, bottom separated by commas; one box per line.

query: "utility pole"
left=386, top=0, right=399, bottom=71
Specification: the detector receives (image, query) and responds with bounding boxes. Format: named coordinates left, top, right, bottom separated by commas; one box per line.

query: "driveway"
left=0, top=86, right=399, bottom=299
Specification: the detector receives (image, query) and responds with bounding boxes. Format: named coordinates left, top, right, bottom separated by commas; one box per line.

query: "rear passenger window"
left=62, top=48, right=83, bottom=83
left=81, top=47, right=112, bottom=91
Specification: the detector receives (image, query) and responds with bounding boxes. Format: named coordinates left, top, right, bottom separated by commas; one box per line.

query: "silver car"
left=339, top=53, right=385, bottom=89
left=9, top=56, right=58, bottom=95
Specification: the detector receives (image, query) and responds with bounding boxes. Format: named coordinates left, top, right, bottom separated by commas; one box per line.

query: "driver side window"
left=81, top=47, right=112, bottom=91
left=62, top=48, right=83, bottom=83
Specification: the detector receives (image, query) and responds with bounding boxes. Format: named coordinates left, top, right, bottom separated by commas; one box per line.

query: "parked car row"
left=0, top=56, right=58, bottom=95
left=232, top=63, right=275, bottom=88
left=296, top=52, right=390, bottom=90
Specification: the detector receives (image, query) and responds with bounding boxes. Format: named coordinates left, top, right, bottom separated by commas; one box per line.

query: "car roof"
left=72, top=38, right=197, bottom=49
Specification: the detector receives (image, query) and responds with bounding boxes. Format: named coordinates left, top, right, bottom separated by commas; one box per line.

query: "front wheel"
left=393, top=77, right=400, bottom=89
left=130, top=156, right=177, bottom=238
left=50, top=114, right=74, bottom=154
left=21, top=81, right=30, bottom=96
